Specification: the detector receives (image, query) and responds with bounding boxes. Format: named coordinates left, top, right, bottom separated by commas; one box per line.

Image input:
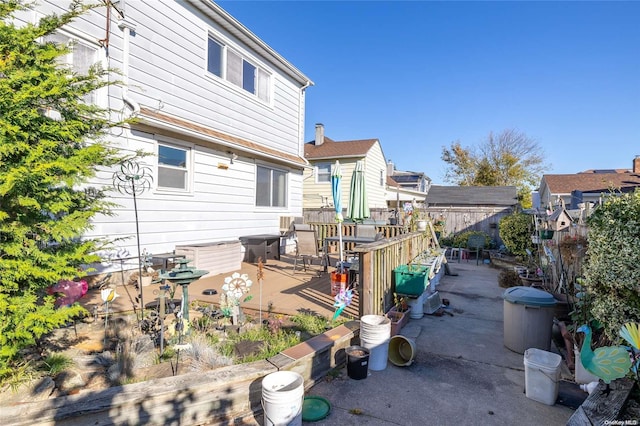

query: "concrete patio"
left=303, top=261, right=577, bottom=425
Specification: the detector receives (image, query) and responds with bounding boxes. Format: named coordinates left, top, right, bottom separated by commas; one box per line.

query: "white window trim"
left=315, top=162, right=332, bottom=184
left=205, top=30, right=273, bottom=107
left=41, top=29, right=107, bottom=107
left=155, top=138, right=195, bottom=195
left=255, top=163, right=289, bottom=210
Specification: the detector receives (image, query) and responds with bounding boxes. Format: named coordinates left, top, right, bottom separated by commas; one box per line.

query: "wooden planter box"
left=386, top=306, right=411, bottom=336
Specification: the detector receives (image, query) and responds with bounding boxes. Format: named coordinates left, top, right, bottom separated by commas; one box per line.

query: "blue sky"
left=218, top=1, right=640, bottom=185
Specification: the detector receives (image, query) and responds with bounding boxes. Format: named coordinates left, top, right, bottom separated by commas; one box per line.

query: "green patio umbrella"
left=347, top=160, right=370, bottom=223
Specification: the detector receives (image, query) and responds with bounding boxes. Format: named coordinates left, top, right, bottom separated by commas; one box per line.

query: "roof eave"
left=138, top=107, right=308, bottom=169
left=186, top=0, right=313, bottom=87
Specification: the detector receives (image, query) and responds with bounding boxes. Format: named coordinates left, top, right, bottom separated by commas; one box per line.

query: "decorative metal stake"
left=113, top=158, right=152, bottom=320
left=257, top=259, right=264, bottom=323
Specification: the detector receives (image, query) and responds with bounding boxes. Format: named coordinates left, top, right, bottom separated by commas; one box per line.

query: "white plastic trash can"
left=503, top=286, right=557, bottom=354
left=524, top=348, right=562, bottom=405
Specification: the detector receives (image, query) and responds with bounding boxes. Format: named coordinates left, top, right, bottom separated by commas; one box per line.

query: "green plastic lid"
left=302, top=395, right=331, bottom=422
left=503, top=286, right=556, bottom=307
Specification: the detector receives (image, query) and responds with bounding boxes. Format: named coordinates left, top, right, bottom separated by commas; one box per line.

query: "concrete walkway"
left=304, top=262, right=575, bottom=425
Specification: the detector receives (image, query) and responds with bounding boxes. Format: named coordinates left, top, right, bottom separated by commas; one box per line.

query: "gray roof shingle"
left=427, top=185, right=518, bottom=206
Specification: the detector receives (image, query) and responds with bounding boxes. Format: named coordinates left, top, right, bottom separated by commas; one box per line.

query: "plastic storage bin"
left=393, top=264, right=430, bottom=296
left=524, top=348, right=562, bottom=405
left=503, top=286, right=557, bottom=354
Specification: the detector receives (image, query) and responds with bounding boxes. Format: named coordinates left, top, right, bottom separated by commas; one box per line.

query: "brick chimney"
left=634, top=155, right=640, bottom=174
left=315, top=123, right=324, bottom=146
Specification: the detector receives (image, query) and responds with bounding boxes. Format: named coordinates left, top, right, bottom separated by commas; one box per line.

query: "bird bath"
left=158, top=259, right=208, bottom=326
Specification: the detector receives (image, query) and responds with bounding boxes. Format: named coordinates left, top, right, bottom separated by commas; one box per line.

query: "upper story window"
left=316, top=162, right=332, bottom=183
left=380, top=169, right=384, bottom=186
left=207, top=35, right=271, bottom=103
left=157, top=143, right=191, bottom=192
left=43, top=32, right=100, bottom=105
left=256, top=165, right=287, bottom=208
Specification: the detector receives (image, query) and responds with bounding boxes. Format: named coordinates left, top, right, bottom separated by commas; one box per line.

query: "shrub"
left=450, top=231, right=490, bottom=249
left=0, top=1, right=129, bottom=382
left=499, top=212, right=534, bottom=257
left=583, top=190, right=640, bottom=341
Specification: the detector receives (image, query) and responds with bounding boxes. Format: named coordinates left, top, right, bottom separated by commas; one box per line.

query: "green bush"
left=0, top=1, right=128, bottom=382
left=450, top=231, right=490, bottom=248
left=583, top=190, right=640, bottom=341
left=499, top=212, right=534, bottom=257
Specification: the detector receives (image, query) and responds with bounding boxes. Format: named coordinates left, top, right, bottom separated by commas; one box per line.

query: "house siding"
left=23, top=1, right=311, bottom=273
left=302, top=141, right=388, bottom=212
left=363, top=142, right=388, bottom=210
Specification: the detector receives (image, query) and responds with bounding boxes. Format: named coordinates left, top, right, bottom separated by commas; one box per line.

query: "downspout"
left=298, top=80, right=312, bottom=165
left=117, top=16, right=139, bottom=117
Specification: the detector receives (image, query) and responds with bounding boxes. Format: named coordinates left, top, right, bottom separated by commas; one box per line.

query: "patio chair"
left=293, top=229, right=326, bottom=273
left=466, top=234, right=486, bottom=266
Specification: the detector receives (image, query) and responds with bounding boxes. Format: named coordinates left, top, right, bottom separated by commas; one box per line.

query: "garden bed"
left=0, top=310, right=359, bottom=425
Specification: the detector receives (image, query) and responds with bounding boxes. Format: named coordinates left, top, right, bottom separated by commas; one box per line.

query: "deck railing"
left=309, top=222, right=434, bottom=317
left=308, top=222, right=406, bottom=253
left=352, top=232, right=433, bottom=316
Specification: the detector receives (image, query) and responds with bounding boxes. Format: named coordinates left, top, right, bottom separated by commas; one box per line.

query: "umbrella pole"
left=338, top=224, right=343, bottom=271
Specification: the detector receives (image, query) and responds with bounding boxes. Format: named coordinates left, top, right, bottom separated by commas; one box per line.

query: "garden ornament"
left=619, top=322, right=640, bottom=377
left=332, top=287, right=353, bottom=321
left=47, top=279, right=88, bottom=307
left=578, top=324, right=632, bottom=395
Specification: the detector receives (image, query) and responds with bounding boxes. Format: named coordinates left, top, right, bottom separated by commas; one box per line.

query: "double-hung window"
left=43, top=33, right=100, bottom=104
left=157, top=143, right=191, bottom=191
left=316, top=163, right=331, bottom=183
left=207, top=35, right=271, bottom=103
left=256, top=165, right=287, bottom=207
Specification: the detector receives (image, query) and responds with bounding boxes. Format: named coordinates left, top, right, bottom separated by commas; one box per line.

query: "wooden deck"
left=79, top=253, right=359, bottom=321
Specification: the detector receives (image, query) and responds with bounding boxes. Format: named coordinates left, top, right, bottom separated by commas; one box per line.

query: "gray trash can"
left=503, top=286, right=557, bottom=354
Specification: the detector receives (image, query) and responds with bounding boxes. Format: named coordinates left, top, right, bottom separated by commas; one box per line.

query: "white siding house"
left=22, top=1, right=313, bottom=273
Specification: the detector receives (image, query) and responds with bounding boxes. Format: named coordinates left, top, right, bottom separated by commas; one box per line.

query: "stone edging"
left=0, top=322, right=359, bottom=425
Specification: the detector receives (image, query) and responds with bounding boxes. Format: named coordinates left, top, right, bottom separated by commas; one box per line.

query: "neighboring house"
left=385, top=160, right=430, bottom=211
left=303, top=124, right=388, bottom=214
left=23, top=1, right=312, bottom=273
left=425, top=186, right=519, bottom=243
left=538, top=156, right=640, bottom=210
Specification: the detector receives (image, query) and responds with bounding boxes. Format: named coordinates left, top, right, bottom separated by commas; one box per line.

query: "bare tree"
left=441, top=129, right=549, bottom=207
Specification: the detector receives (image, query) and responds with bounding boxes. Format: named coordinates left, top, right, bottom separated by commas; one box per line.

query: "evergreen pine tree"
left=0, top=0, right=126, bottom=379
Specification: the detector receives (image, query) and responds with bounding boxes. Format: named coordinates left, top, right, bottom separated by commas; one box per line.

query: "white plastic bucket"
left=262, top=371, right=304, bottom=426
left=407, top=293, right=424, bottom=319
left=524, top=348, right=562, bottom=405
left=360, top=315, right=391, bottom=371
left=360, top=315, right=391, bottom=342
left=360, top=338, right=390, bottom=371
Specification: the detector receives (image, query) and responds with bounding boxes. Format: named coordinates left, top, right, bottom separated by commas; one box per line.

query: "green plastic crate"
left=394, top=264, right=430, bottom=296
